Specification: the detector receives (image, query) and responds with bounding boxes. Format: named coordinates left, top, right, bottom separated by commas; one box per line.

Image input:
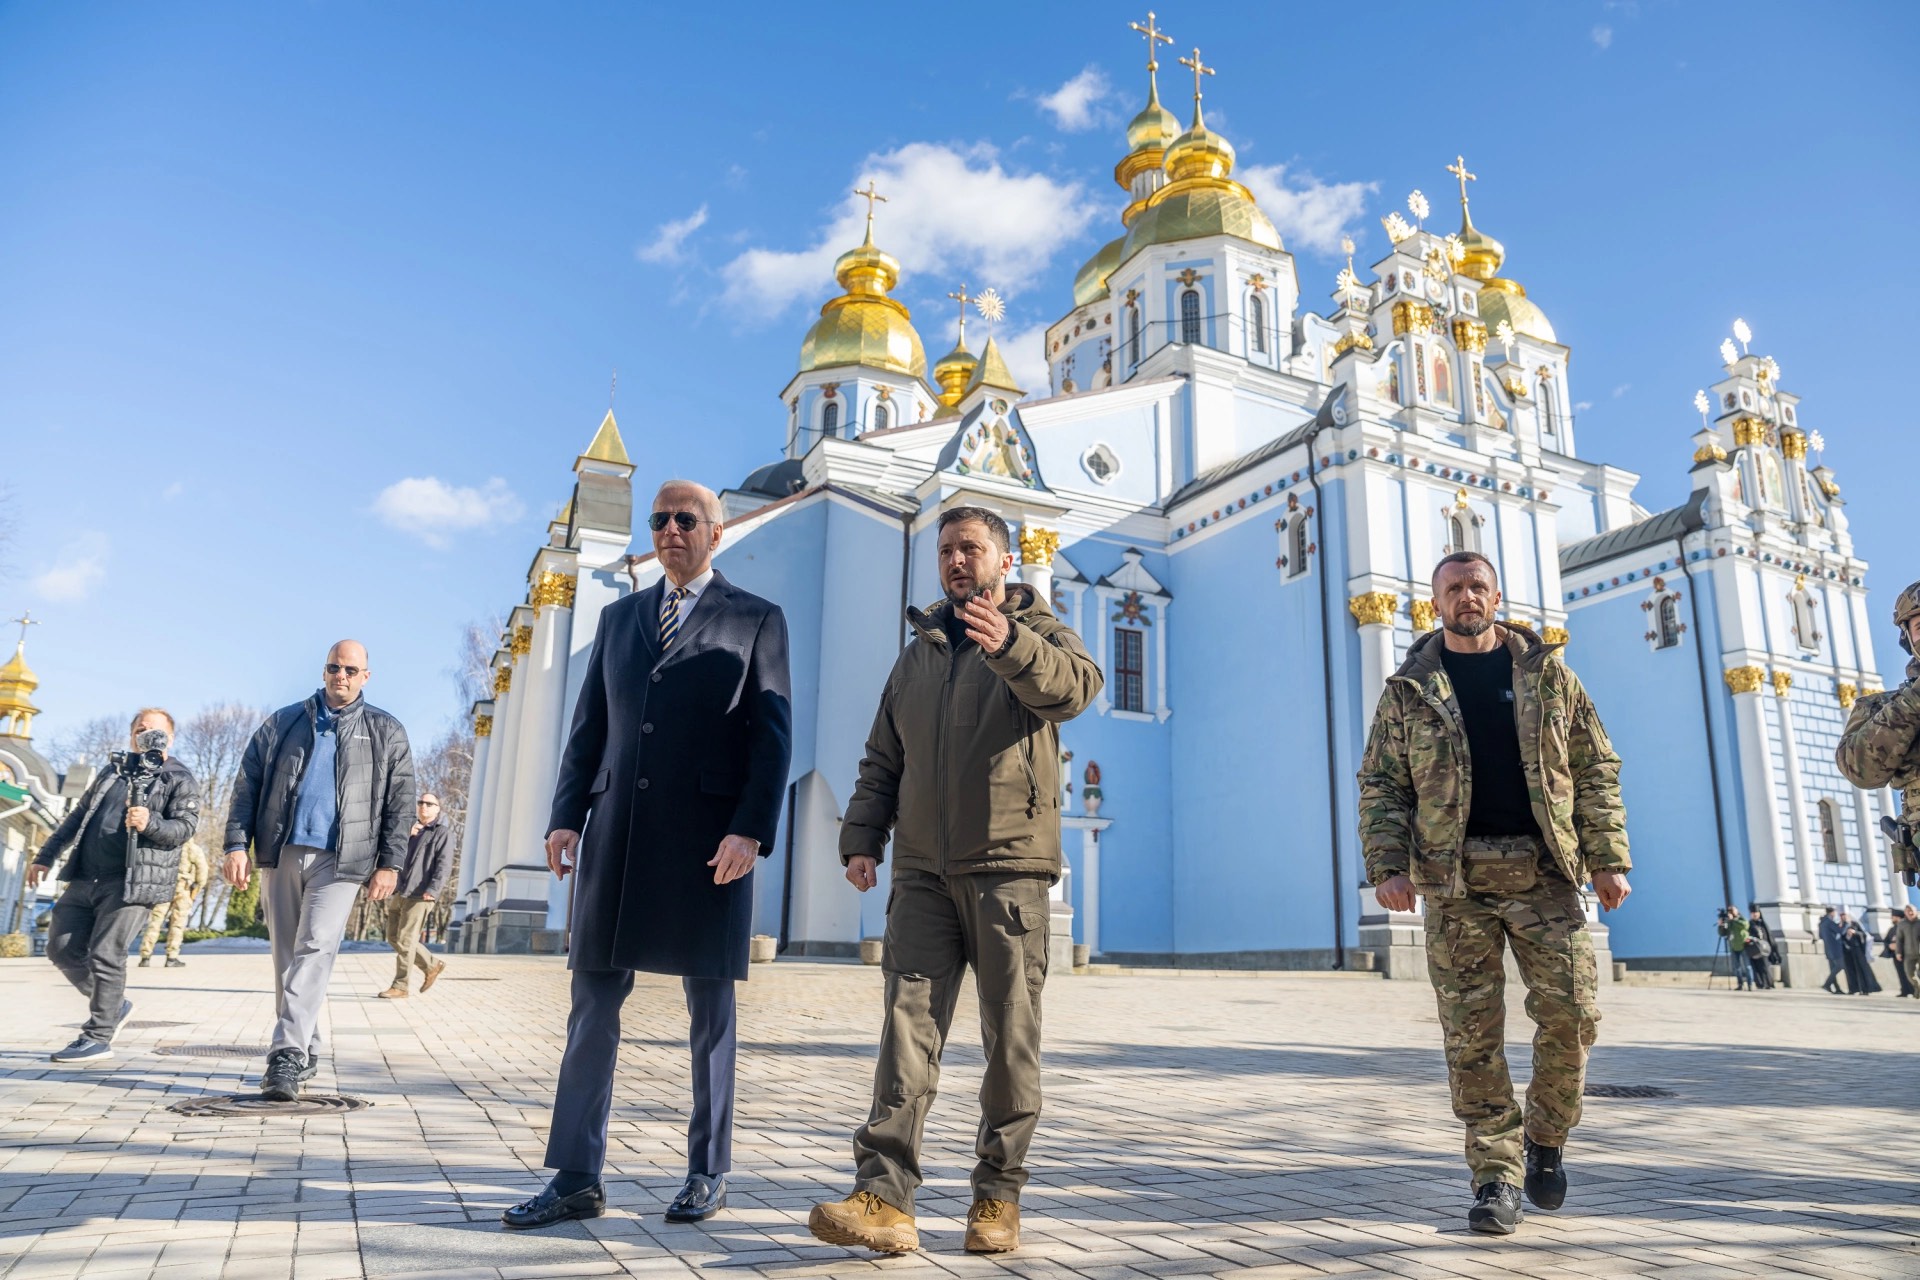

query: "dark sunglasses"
left=325, top=663, right=363, bottom=677
left=648, top=510, right=712, bottom=532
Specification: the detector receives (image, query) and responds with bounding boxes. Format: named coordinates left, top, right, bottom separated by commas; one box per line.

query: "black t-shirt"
left=1438, top=643, right=1540, bottom=838
left=74, top=771, right=132, bottom=882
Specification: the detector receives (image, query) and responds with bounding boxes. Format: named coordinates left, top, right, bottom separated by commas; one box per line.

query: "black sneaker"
left=1524, top=1137, right=1566, bottom=1210
left=50, top=1036, right=114, bottom=1063
left=260, top=1049, right=305, bottom=1102
left=138, top=956, right=151, bottom=967
left=165, top=958, right=187, bottom=968
left=1468, top=1182, right=1524, bottom=1235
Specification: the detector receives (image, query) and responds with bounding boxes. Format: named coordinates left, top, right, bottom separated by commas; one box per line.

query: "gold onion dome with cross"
left=931, top=284, right=980, bottom=409
left=1120, top=46, right=1280, bottom=262
left=1446, top=154, right=1554, bottom=344
left=797, top=183, right=928, bottom=380
left=0, top=626, right=42, bottom=739
left=1076, top=12, right=1183, bottom=307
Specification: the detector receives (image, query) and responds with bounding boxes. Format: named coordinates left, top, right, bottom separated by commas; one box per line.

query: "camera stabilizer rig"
left=109, top=729, right=170, bottom=862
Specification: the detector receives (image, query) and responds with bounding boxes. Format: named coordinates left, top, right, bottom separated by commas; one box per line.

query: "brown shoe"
left=807, top=1190, right=918, bottom=1254
left=421, top=960, right=447, bottom=991
left=377, top=986, right=409, bottom=999
left=965, top=1199, right=1020, bottom=1253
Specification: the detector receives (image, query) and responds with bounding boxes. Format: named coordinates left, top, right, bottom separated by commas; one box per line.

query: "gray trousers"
left=47, top=877, right=150, bottom=1042
left=262, top=845, right=363, bottom=1058
left=854, top=868, right=1051, bottom=1212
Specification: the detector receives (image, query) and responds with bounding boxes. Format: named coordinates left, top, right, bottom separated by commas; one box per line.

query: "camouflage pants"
left=139, top=884, right=196, bottom=961
left=1424, top=869, right=1599, bottom=1188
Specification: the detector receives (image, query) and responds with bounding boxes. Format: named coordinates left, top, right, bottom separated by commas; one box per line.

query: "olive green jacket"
left=1836, top=655, right=1920, bottom=817
left=1357, top=623, right=1631, bottom=896
left=840, top=585, right=1102, bottom=879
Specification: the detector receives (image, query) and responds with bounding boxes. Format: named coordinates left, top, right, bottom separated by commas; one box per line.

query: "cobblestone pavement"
left=2, top=951, right=1916, bottom=1279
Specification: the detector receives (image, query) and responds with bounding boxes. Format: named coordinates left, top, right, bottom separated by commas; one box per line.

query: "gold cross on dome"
left=1447, top=154, right=1477, bottom=206
left=1131, top=11, right=1173, bottom=75
left=9, top=611, right=36, bottom=646
left=1178, top=47, right=1215, bottom=110
left=853, top=181, right=887, bottom=239
left=948, top=283, right=973, bottom=342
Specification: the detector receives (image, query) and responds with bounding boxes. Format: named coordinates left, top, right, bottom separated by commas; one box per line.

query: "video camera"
left=108, top=728, right=169, bottom=781
left=1883, top=815, right=1919, bottom=888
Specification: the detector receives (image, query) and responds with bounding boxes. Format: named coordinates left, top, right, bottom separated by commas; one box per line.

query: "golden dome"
left=0, top=643, right=35, bottom=692
left=1119, top=94, right=1280, bottom=259
left=0, top=641, right=41, bottom=739
left=932, top=340, right=977, bottom=409
left=1455, top=204, right=1505, bottom=282
left=797, top=226, right=928, bottom=379
left=1476, top=277, right=1556, bottom=344
left=1073, top=235, right=1125, bottom=306
left=1164, top=121, right=1236, bottom=183
left=1126, top=93, right=1182, bottom=156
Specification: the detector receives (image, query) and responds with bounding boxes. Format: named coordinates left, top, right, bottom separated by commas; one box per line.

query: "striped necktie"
left=659, top=585, right=690, bottom=648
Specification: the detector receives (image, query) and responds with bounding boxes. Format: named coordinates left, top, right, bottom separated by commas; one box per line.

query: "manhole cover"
left=123, top=1021, right=192, bottom=1029
left=168, top=1094, right=372, bottom=1117
left=439, top=976, right=502, bottom=981
left=1584, top=1083, right=1676, bottom=1099
left=154, top=1044, right=272, bottom=1059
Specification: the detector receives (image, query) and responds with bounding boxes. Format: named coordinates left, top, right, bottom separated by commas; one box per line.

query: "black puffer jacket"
left=224, top=692, right=416, bottom=884
left=35, top=757, right=201, bottom=907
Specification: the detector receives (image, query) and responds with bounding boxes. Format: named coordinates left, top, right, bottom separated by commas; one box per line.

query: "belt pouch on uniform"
left=1461, top=842, right=1538, bottom=895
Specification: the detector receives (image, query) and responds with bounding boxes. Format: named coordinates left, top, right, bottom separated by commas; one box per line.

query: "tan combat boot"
left=807, top=1190, right=918, bottom=1253
left=965, top=1199, right=1020, bottom=1253
left=377, top=986, right=408, bottom=999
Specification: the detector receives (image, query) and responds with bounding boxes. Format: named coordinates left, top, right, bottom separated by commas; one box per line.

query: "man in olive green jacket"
left=809, top=506, right=1101, bottom=1258
left=1836, top=580, right=1920, bottom=887
left=1358, top=552, right=1630, bottom=1235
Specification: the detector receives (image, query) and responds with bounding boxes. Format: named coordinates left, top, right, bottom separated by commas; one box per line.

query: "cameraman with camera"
left=27, top=708, right=201, bottom=1062
left=1836, top=581, right=1920, bottom=893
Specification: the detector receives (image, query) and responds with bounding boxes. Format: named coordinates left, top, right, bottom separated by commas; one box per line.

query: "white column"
left=482, top=654, right=529, bottom=909
left=1350, top=592, right=1399, bottom=725
left=1883, top=787, right=1912, bottom=908
left=501, top=601, right=573, bottom=929
left=469, top=677, right=512, bottom=917
left=452, top=722, right=493, bottom=922
left=1853, top=786, right=1890, bottom=933
left=1727, top=670, right=1794, bottom=913
left=1773, top=676, right=1820, bottom=931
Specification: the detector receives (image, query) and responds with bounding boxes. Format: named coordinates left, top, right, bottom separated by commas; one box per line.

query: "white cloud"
left=1034, top=66, right=1113, bottom=132
left=1574, top=400, right=1594, bottom=413
left=1237, top=164, right=1377, bottom=256
left=1611, top=383, right=1632, bottom=398
left=1591, top=25, right=1614, bottom=50
left=997, top=321, right=1052, bottom=396
left=373, top=477, right=524, bottom=548
left=637, top=205, right=710, bottom=264
left=161, top=481, right=184, bottom=500
left=33, top=533, right=109, bottom=601
left=720, top=142, right=1099, bottom=315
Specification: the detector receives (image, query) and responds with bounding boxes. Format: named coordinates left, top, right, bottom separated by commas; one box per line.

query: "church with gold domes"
left=0, top=619, right=84, bottom=944
left=450, top=20, right=1910, bottom=982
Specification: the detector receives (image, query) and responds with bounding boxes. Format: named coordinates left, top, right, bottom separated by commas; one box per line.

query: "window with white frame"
left=1818, top=797, right=1844, bottom=863
left=1248, top=290, right=1267, bottom=354
left=1789, top=584, right=1823, bottom=653
left=1093, top=551, right=1171, bottom=720
left=1180, top=290, right=1202, bottom=344
left=822, top=400, right=840, bottom=437
left=1112, top=626, right=1146, bottom=713
left=1643, top=581, right=1685, bottom=650
left=872, top=401, right=890, bottom=432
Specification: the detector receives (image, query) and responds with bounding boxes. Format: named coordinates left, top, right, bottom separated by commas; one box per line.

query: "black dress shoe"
left=664, top=1174, right=726, bottom=1223
left=502, top=1178, right=606, bottom=1230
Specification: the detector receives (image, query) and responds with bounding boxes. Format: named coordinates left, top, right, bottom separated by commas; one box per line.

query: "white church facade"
left=449, top=40, right=1911, bottom=986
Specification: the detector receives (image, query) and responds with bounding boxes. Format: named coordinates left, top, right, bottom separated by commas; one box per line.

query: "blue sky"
left=3, top=1, right=1916, bottom=751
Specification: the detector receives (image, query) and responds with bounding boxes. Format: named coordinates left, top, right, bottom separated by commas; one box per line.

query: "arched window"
left=1656, top=594, right=1682, bottom=649
left=1539, top=379, right=1558, bottom=438
left=1180, top=289, right=1201, bottom=344
left=1113, top=627, right=1146, bottom=713
left=1818, top=798, right=1844, bottom=863
left=1448, top=513, right=1469, bottom=553
left=1126, top=303, right=1142, bottom=365
left=822, top=401, right=840, bottom=437
left=1286, top=514, right=1309, bottom=578
left=1248, top=291, right=1267, bottom=354
left=872, top=402, right=890, bottom=433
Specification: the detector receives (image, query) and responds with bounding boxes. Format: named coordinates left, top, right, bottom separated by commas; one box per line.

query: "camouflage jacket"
left=1835, top=655, right=1920, bottom=816
left=1357, top=623, right=1631, bottom=896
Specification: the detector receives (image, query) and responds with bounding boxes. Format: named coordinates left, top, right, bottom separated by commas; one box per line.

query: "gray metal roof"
left=1558, top=490, right=1707, bottom=574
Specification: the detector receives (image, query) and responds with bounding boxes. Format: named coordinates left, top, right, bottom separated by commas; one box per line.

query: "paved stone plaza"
left=1, top=951, right=1915, bottom=1279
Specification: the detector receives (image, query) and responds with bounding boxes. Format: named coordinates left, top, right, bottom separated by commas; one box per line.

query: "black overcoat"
left=548, top=571, right=792, bottom=980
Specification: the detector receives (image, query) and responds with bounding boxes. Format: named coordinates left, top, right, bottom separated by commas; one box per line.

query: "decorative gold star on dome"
left=974, top=287, right=1006, bottom=328
left=1719, top=337, right=1739, bottom=367
left=1408, top=189, right=1431, bottom=228
left=1733, top=318, right=1752, bottom=352
left=1380, top=211, right=1413, bottom=245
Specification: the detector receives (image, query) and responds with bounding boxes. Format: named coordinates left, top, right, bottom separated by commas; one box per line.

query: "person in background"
left=1720, top=907, right=1752, bottom=991
left=1838, top=911, right=1880, bottom=995
left=1746, top=908, right=1776, bottom=990
left=379, top=793, right=451, bottom=999
left=138, top=839, right=210, bottom=969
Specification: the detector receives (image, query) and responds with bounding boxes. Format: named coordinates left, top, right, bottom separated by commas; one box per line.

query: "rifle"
left=1883, top=815, right=1919, bottom=887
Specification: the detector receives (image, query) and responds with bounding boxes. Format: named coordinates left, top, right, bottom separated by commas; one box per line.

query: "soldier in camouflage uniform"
left=138, top=840, right=210, bottom=968
left=1359, top=552, right=1632, bottom=1235
left=1836, top=580, right=1920, bottom=890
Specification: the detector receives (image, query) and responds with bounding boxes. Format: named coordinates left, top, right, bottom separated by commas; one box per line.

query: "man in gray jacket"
left=222, top=640, right=415, bottom=1100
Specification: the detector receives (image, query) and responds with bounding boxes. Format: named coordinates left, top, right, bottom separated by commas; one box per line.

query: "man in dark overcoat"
left=504, top=479, right=791, bottom=1231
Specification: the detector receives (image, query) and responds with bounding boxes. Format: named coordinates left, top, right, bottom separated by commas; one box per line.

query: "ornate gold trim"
left=473, top=713, right=493, bottom=738
left=1451, top=318, right=1488, bottom=354
left=1731, top=417, right=1767, bottom=447
left=1391, top=300, right=1434, bottom=336
left=492, top=668, right=512, bottom=696
left=1348, top=591, right=1399, bottom=627
left=1771, top=669, right=1793, bottom=698
left=509, top=625, right=533, bottom=657
left=1542, top=625, right=1570, bottom=647
left=1837, top=682, right=1858, bottom=709
left=531, top=570, right=577, bottom=613
left=1410, top=599, right=1438, bottom=631
left=1019, top=525, right=1060, bottom=568
left=1333, top=330, right=1374, bottom=356
left=1779, top=428, right=1807, bottom=460
left=1693, top=441, right=1728, bottom=464
left=1723, top=665, right=1765, bottom=695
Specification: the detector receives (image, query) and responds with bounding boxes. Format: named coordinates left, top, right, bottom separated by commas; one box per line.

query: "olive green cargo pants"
left=1424, top=844, right=1600, bottom=1189
left=853, top=868, right=1051, bottom=1212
